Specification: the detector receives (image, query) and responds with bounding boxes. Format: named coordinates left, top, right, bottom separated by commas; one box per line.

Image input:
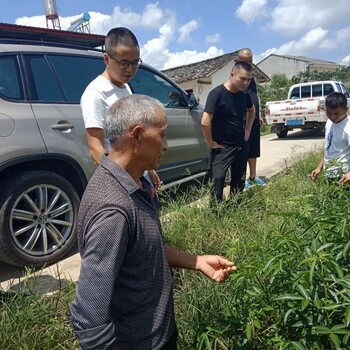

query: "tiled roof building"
left=162, top=51, right=270, bottom=105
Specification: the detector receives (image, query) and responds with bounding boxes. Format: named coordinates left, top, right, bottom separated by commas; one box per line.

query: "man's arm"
left=86, top=128, right=106, bottom=166
left=245, top=105, right=255, bottom=141
left=81, top=88, right=107, bottom=166
left=164, top=244, right=236, bottom=283
left=311, top=150, right=324, bottom=180
left=70, top=210, right=129, bottom=350
left=201, top=112, right=224, bottom=149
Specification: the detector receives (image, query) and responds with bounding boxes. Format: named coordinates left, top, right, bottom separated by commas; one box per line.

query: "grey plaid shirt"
left=70, top=156, right=175, bottom=350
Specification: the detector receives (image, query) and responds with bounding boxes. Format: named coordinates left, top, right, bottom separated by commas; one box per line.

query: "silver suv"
left=0, top=39, right=209, bottom=267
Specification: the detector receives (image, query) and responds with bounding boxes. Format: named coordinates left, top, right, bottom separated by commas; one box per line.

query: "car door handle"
left=51, top=123, right=75, bottom=131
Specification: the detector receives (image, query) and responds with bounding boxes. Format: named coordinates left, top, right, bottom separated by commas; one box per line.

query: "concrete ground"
left=0, top=128, right=325, bottom=294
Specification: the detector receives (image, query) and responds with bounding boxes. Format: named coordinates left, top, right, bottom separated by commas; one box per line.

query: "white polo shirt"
left=81, top=75, right=132, bottom=152
left=324, top=116, right=350, bottom=177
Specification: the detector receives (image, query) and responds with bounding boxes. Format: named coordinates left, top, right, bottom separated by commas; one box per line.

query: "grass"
left=1, top=149, right=349, bottom=349
left=0, top=284, right=78, bottom=350
left=163, top=152, right=350, bottom=349
left=260, top=123, right=271, bottom=136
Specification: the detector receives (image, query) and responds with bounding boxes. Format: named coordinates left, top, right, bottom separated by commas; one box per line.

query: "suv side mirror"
left=187, top=91, right=199, bottom=108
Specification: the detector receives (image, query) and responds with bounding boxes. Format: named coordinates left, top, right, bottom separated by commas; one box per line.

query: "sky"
left=1, top=0, right=350, bottom=71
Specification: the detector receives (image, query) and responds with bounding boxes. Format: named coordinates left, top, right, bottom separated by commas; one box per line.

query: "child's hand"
left=339, top=172, right=350, bottom=184
left=311, top=168, right=322, bottom=180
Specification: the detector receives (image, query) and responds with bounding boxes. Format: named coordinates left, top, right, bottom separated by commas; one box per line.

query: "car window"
left=312, top=84, right=322, bottom=97
left=25, top=55, right=64, bottom=102
left=48, top=55, right=105, bottom=103
left=336, top=83, right=342, bottom=93
left=290, top=87, right=300, bottom=98
left=301, top=85, right=311, bottom=98
left=323, top=84, right=334, bottom=96
left=0, top=55, right=24, bottom=100
left=340, top=83, right=348, bottom=94
left=130, top=67, right=187, bottom=108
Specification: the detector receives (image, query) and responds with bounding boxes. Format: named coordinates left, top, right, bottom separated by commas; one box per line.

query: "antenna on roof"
left=44, top=0, right=61, bottom=30
left=67, top=12, right=91, bottom=33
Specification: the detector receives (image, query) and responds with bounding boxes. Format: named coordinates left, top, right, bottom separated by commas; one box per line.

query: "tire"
left=276, top=129, right=288, bottom=138
left=0, top=171, right=79, bottom=267
left=318, top=123, right=326, bottom=135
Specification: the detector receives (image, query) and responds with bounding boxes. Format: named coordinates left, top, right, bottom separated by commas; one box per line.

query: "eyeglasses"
left=107, top=52, right=142, bottom=69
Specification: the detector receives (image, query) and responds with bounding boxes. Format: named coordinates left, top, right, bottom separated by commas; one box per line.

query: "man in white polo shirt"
left=81, top=26, right=161, bottom=188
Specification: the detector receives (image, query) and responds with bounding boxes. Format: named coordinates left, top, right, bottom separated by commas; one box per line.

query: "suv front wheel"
left=0, top=171, right=79, bottom=267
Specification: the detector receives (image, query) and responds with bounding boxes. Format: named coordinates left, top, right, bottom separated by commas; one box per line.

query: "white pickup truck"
left=265, top=80, right=350, bottom=138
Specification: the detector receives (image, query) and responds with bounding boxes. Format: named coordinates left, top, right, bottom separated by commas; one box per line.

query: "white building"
left=257, top=54, right=340, bottom=80
left=162, top=51, right=270, bottom=106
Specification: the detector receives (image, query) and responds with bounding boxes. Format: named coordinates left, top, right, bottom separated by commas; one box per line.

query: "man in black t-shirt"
left=202, top=61, right=256, bottom=203
left=237, top=48, right=266, bottom=187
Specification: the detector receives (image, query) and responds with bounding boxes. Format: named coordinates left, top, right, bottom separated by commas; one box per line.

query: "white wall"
left=257, top=56, right=309, bottom=79
left=178, top=60, right=235, bottom=106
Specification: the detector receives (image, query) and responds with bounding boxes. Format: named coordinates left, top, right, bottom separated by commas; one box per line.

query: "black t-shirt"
left=204, top=84, right=253, bottom=146
left=246, top=77, right=259, bottom=118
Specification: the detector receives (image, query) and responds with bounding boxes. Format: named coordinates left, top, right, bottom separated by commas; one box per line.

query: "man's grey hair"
left=105, top=94, right=165, bottom=147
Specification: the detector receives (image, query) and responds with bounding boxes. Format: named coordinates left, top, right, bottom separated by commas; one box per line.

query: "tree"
left=258, top=74, right=294, bottom=118
left=297, top=66, right=350, bottom=90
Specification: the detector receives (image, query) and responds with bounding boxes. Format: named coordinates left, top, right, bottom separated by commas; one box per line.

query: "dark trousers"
left=210, top=143, right=248, bottom=203
left=161, top=329, right=178, bottom=350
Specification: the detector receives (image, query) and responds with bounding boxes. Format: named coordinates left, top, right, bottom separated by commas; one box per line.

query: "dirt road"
left=257, top=128, right=324, bottom=179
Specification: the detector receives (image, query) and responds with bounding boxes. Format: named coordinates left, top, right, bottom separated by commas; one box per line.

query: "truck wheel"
left=0, top=171, right=79, bottom=267
left=276, top=129, right=288, bottom=138
left=318, top=123, right=326, bottom=134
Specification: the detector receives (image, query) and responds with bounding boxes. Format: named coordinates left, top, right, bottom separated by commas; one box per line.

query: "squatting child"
left=311, top=91, right=350, bottom=184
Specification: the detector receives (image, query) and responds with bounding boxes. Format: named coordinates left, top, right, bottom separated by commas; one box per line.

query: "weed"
left=2, top=150, right=348, bottom=350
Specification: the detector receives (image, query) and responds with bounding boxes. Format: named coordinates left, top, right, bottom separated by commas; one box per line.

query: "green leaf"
left=246, top=323, right=252, bottom=341
left=336, top=250, right=343, bottom=261
left=309, top=260, right=316, bottom=284
left=312, top=325, right=331, bottom=334
left=340, top=219, right=347, bottom=236
left=314, top=299, right=321, bottom=308
left=263, top=305, right=274, bottom=312
left=301, top=298, right=310, bottom=311
left=262, top=255, right=281, bottom=272
left=275, top=294, right=304, bottom=301
left=297, top=284, right=310, bottom=299
left=331, top=324, right=350, bottom=335
left=252, top=286, right=263, bottom=294
left=346, top=305, right=350, bottom=326
left=247, top=289, right=260, bottom=297
left=317, top=243, right=334, bottom=253
left=336, top=279, right=350, bottom=288
left=299, top=257, right=317, bottom=266
left=343, top=241, right=350, bottom=256
left=253, top=318, right=262, bottom=329
left=323, top=303, right=343, bottom=310
left=343, top=333, right=350, bottom=345
left=284, top=308, right=294, bottom=325
left=334, top=264, right=344, bottom=279
left=289, top=341, right=305, bottom=350
left=329, top=333, right=340, bottom=349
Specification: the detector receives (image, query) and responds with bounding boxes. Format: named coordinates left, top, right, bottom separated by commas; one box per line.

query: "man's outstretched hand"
left=196, top=255, right=236, bottom=283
